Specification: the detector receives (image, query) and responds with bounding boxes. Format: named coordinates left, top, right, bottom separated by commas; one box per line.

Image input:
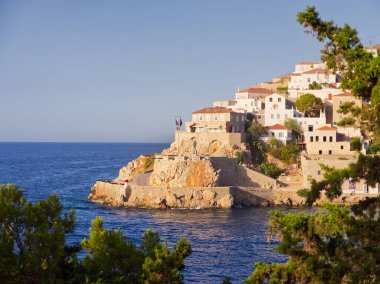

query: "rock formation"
left=149, top=158, right=220, bottom=188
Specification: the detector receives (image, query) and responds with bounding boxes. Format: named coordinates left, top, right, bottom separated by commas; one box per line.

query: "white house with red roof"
left=288, top=61, right=342, bottom=100
left=261, top=124, right=292, bottom=145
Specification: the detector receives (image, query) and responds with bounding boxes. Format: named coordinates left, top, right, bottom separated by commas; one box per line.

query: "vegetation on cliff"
left=0, top=184, right=191, bottom=284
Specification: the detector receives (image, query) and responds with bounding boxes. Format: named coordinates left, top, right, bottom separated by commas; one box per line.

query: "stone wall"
left=89, top=181, right=377, bottom=209
left=301, top=154, right=358, bottom=188
left=209, top=157, right=277, bottom=188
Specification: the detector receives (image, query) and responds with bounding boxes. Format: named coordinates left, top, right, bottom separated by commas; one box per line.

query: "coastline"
left=89, top=180, right=373, bottom=209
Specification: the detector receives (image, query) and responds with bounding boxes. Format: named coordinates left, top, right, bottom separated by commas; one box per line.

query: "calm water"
left=0, top=142, right=294, bottom=283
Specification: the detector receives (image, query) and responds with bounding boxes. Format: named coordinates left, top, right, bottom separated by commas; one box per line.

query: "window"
left=269, top=98, right=273, bottom=102
left=277, top=114, right=280, bottom=119
left=278, top=98, right=281, bottom=102
left=323, top=136, right=327, bottom=142
left=279, top=132, right=284, bottom=137
left=215, top=116, right=218, bottom=121
left=200, top=116, right=203, bottom=121
left=307, top=78, right=310, bottom=82
left=310, top=136, right=314, bottom=142
left=308, top=125, right=313, bottom=132
left=251, top=101, right=253, bottom=106
left=317, top=170, right=321, bottom=175
left=341, top=145, right=344, bottom=149
left=271, top=114, right=274, bottom=119
left=316, top=136, right=319, bottom=142
left=319, top=150, right=322, bottom=155
left=329, top=136, right=333, bottom=142
left=328, top=150, right=332, bottom=155
left=285, top=114, right=288, bottom=119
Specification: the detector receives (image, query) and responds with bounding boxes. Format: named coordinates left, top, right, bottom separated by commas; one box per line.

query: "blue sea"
left=0, top=142, right=294, bottom=283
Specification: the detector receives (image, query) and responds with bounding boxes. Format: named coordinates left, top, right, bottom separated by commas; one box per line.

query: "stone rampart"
left=90, top=181, right=377, bottom=209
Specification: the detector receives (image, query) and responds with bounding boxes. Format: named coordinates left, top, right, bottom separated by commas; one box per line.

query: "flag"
left=175, top=119, right=178, bottom=126
left=179, top=118, right=182, bottom=127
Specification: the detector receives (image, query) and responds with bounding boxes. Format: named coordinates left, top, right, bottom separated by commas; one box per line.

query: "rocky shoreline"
left=89, top=180, right=374, bottom=209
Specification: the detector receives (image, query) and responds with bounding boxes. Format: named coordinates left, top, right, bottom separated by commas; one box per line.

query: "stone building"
left=332, top=92, right=363, bottom=124
left=186, top=106, right=246, bottom=133
left=304, top=125, right=354, bottom=156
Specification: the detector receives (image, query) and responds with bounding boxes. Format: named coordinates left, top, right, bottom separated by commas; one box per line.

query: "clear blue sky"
left=1, top=0, right=379, bottom=142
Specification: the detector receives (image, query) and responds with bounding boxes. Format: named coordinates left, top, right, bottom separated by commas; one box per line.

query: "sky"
left=1, top=0, right=379, bottom=143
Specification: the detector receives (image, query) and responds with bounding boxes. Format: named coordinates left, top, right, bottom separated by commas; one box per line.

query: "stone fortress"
left=89, top=45, right=380, bottom=209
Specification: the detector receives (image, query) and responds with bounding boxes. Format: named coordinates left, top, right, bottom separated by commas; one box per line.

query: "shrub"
left=258, top=163, right=282, bottom=179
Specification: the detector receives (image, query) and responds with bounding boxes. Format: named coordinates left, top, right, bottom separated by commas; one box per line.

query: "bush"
left=258, top=163, right=282, bottom=179
left=280, top=143, right=300, bottom=164
left=350, top=137, right=362, bottom=151
left=368, top=143, right=380, bottom=154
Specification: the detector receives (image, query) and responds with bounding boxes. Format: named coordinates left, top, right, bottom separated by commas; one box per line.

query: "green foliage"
left=235, top=151, right=243, bottom=164
left=368, top=143, right=380, bottom=154
left=250, top=140, right=266, bottom=165
left=284, top=118, right=301, bottom=134
left=144, top=157, right=155, bottom=171
left=295, top=93, right=323, bottom=117
left=308, top=81, right=322, bottom=90
left=258, top=163, right=282, bottom=179
left=0, top=184, right=191, bottom=284
left=280, top=142, right=300, bottom=165
left=246, top=201, right=380, bottom=284
left=336, top=117, right=355, bottom=127
left=246, top=121, right=267, bottom=165
left=350, top=136, right=362, bottom=151
left=266, top=138, right=300, bottom=165
left=266, top=137, right=284, bottom=157
left=297, top=5, right=380, bottom=137
left=249, top=7, right=380, bottom=284
left=0, top=184, right=77, bottom=283
left=247, top=121, right=266, bottom=141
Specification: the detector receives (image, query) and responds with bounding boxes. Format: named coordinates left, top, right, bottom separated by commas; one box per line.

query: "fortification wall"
left=89, top=181, right=377, bottom=209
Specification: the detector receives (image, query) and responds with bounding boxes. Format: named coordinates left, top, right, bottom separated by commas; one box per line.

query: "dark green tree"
left=0, top=184, right=77, bottom=284
left=247, top=7, right=380, bottom=283
left=0, top=184, right=192, bottom=284
left=295, top=93, right=324, bottom=117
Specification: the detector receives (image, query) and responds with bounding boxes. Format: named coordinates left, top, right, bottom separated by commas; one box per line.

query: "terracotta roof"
left=192, top=106, right=235, bottom=114
left=316, top=126, right=337, bottom=131
left=266, top=124, right=288, bottom=130
left=291, top=73, right=302, bottom=76
left=302, top=68, right=330, bottom=75
left=298, top=61, right=320, bottom=65
left=334, top=92, right=353, bottom=97
left=364, top=43, right=380, bottom=49
left=238, top=87, right=272, bottom=94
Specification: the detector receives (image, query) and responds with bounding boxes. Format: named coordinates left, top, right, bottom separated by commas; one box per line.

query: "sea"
left=0, top=142, right=298, bottom=283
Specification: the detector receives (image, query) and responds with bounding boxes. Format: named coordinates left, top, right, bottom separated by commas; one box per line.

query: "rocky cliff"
left=149, top=158, right=220, bottom=188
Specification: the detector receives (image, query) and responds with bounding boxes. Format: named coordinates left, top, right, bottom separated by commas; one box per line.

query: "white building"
left=364, top=43, right=380, bottom=57
left=264, top=93, right=327, bottom=132
left=261, top=124, right=293, bottom=145
left=264, top=93, right=294, bottom=126
left=288, top=61, right=342, bottom=100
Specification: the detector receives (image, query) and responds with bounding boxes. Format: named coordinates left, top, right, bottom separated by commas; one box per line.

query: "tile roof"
left=192, top=106, right=235, bottom=114
left=334, top=92, right=353, bottom=97
left=364, top=43, right=380, bottom=49
left=267, top=124, right=288, bottom=130
left=302, top=68, right=330, bottom=75
left=298, top=61, right=320, bottom=65
left=316, top=125, right=337, bottom=131
left=238, top=87, right=272, bottom=94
